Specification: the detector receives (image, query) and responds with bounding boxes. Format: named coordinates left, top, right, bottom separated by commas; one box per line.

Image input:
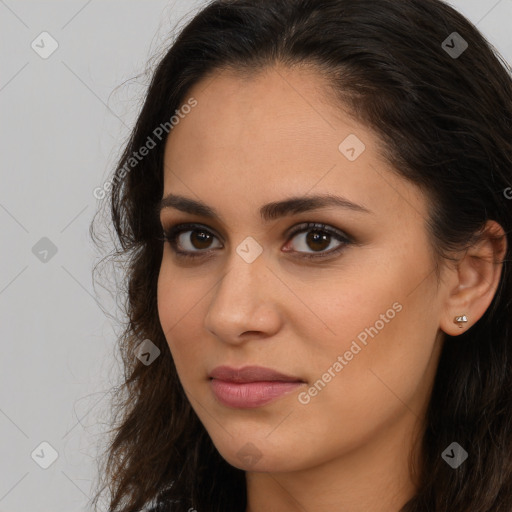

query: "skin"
left=156, top=64, right=506, bottom=512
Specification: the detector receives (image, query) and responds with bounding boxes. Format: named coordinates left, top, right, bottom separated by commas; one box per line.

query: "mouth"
left=208, top=365, right=306, bottom=408
left=209, top=365, right=304, bottom=383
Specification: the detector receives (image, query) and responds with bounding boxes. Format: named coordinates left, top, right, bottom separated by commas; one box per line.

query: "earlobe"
left=453, top=314, right=469, bottom=329
left=440, top=220, right=507, bottom=336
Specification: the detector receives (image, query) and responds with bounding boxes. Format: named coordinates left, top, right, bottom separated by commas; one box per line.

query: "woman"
left=90, top=0, right=512, bottom=510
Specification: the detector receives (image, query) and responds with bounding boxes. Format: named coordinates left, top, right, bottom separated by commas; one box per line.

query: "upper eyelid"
left=287, top=222, right=350, bottom=238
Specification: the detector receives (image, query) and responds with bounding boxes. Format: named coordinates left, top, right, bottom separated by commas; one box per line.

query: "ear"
left=439, top=220, right=507, bottom=336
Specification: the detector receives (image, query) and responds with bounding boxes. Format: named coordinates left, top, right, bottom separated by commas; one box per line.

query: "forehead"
left=161, top=65, right=428, bottom=227
left=165, top=64, right=345, bottom=161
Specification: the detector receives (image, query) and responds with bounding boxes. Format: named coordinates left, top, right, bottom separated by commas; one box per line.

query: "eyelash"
left=159, top=222, right=353, bottom=261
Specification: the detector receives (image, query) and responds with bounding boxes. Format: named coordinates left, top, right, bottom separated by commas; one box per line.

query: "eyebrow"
left=157, top=193, right=372, bottom=222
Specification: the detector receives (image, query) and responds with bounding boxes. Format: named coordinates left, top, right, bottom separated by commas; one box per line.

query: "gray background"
left=0, top=1, right=511, bottom=511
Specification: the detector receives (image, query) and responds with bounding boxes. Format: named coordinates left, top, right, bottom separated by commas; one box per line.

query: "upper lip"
left=209, top=365, right=304, bottom=383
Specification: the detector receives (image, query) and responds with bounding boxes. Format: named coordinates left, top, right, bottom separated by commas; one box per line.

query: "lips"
left=208, top=365, right=305, bottom=408
left=208, top=365, right=304, bottom=383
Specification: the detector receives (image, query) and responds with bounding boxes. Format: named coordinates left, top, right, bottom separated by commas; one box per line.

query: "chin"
left=211, top=434, right=308, bottom=473
left=221, top=450, right=299, bottom=473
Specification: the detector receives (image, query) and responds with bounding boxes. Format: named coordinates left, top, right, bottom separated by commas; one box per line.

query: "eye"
left=283, top=222, right=352, bottom=260
left=160, top=223, right=222, bottom=259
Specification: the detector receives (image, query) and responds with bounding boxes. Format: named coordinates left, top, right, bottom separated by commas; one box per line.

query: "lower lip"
left=210, top=379, right=304, bottom=408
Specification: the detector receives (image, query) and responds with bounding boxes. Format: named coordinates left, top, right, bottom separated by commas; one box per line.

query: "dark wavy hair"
left=89, top=0, right=512, bottom=510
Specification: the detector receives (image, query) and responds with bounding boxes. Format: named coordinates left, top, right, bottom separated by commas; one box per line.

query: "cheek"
left=294, top=239, right=436, bottom=377
left=296, top=265, right=440, bottom=427
left=297, top=302, right=393, bottom=397
left=156, top=261, right=175, bottom=340
left=156, top=260, right=209, bottom=370
left=157, top=262, right=187, bottom=354
left=286, top=266, right=400, bottom=366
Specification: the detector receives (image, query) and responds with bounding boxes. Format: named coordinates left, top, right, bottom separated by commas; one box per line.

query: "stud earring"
left=454, top=315, right=468, bottom=329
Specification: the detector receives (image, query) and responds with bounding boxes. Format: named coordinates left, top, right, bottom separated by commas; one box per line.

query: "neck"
left=245, top=409, right=424, bottom=512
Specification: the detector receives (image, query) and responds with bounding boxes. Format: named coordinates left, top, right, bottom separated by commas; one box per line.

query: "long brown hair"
left=89, top=0, right=512, bottom=510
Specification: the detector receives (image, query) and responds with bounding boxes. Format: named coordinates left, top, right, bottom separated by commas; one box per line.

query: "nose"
left=203, top=248, right=282, bottom=345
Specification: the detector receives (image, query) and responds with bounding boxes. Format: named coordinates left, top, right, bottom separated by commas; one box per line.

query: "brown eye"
left=161, top=223, right=222, bottom=259
left=305, top=230, right=332, bottom=252
left=176, top=228, right=221, bottom=252
left=284, top=222, right=352, bottom=259
left=178, top=228, right=217, bottom=250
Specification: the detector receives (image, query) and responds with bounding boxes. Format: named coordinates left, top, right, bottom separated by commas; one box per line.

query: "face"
left=157, top=64, right=446, bottom=473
